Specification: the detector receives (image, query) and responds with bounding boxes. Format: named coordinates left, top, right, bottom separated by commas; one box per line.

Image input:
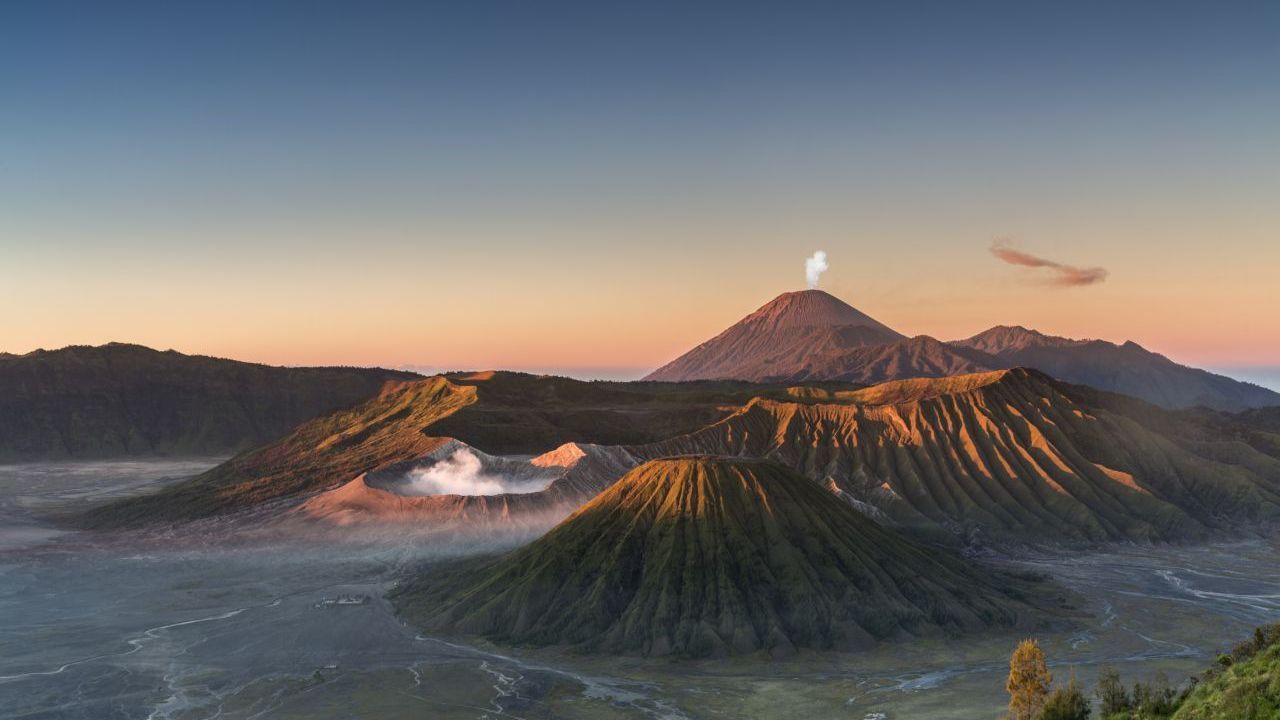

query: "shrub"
left=1131, top=672, right=1177, bottom=717
left=1096, top=666, right=1130, bottom=717
left=1040, top=674, right=1091, bottom=720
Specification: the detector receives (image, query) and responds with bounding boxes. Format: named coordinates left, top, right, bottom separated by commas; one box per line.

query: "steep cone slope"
left=953, top=327, right=1280, bottom=411
left=641, top=369, right=1280, bottom=543
left=394, top=457, right=1058, bottom=657
left=644, top=290, right=907, bottom=382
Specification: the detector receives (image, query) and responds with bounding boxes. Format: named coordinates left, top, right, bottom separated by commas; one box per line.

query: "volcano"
left=393, top=456, right=1059, bottom=657
left=644, top=290, right=916, bottom=382
left=646, top=290, right=1280, bottom=410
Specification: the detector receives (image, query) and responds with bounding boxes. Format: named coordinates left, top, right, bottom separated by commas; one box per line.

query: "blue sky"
left=2, top=1, right=1278, bottom=379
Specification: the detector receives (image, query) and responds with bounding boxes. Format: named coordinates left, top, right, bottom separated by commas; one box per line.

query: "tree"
left=1096, top=666, right=1130, bottom=717
left=1006, top=638, right=1052, bottom=720
left=1041, top=673, right=1091, bottom=720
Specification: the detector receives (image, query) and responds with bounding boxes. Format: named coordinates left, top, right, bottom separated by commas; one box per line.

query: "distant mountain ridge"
left=951, top=326, right=1279, bottom=411
left=79, top=369, right=1280, bottom=547
left=645, top=290, right=1280, bottom=411
left=0, top=343, right=419, bottom=461
left=950, top=325, right=1083, bottom=354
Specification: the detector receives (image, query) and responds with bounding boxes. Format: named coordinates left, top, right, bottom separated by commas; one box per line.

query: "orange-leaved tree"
left=1006, top=638, right=1052, bottom=720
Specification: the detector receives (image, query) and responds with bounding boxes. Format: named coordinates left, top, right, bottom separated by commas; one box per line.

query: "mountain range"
left=10, top=291, right=1274, bottom=466
left=645, top=290, right=1280, bottom=411
left=0, top=343, right=418, bottom=461
left=44, top=300, right=1280, bottom=668
left=75, top=372, right=853, bottom=529
left=79, top=368, right=1280, bottom=546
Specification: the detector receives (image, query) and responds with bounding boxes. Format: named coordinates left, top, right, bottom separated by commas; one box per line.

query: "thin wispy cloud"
left=990, top=238, right=1108, bottom=287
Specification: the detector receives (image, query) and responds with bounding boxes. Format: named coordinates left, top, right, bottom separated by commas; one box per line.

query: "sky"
left=2, top=1, right=1278, bottom=384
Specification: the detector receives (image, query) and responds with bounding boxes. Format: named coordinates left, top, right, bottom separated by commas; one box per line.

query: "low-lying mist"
left=402, top=448, right=555, bottom=497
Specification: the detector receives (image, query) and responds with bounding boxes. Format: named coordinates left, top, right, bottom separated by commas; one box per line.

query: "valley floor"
left=2, top=460, right=1277, bottom=720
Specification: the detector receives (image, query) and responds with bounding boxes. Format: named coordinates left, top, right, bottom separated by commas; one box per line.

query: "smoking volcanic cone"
left=393, top=456, right=1060, bottom=657
left=644, top=289, right=911, bottom=382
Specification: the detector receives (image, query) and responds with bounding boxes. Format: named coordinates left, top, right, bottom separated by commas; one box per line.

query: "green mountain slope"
left=1173, top=642, right=1280, bottom=720
left=393, top=457, right=1064, bottom=657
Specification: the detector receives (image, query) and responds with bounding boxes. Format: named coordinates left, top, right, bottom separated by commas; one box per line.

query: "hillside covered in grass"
left=1169, top=625, right=1280, bottom=720
left=393, top=457, right=1068, bottom=657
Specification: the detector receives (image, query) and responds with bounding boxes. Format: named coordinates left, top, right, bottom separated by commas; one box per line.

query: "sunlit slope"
left=394, top=457, right=1060, bottom=657
left=77, top=377, right=473, bottom=528
left=75, top=373, right=804, bottom=529
left=78, top=368, right=1280, bottom=543
left=641, top=369, right=1280, bottom=542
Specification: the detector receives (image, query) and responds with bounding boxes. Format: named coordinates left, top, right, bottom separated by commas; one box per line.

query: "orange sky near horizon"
left=4, top=214, right=1278, bottom=375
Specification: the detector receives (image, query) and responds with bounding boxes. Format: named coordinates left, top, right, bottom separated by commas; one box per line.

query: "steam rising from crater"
left=404, top=448, right=552, bottom=496
left=805, top=250, right=829, bottom=289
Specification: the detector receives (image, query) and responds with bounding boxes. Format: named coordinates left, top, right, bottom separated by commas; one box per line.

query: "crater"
left=365, top=441, right=560, bottom=497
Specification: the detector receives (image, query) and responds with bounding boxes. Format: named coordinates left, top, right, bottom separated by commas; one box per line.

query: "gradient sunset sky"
left=3, top=2, right=1278, bottom=383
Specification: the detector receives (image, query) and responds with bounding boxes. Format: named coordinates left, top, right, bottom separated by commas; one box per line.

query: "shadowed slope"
left=394, top=457, right=1060, bottom=657
left=784, top=335, right=1002, bottom=384
left=953, top=326, right=1280, bottom=411
left=0, top=343, right=418, bottom=461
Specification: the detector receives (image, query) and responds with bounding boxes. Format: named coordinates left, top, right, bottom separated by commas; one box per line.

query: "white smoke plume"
left=805, top=250, right=829, bottom=289
left=404, top=448, right=550, bottom=496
